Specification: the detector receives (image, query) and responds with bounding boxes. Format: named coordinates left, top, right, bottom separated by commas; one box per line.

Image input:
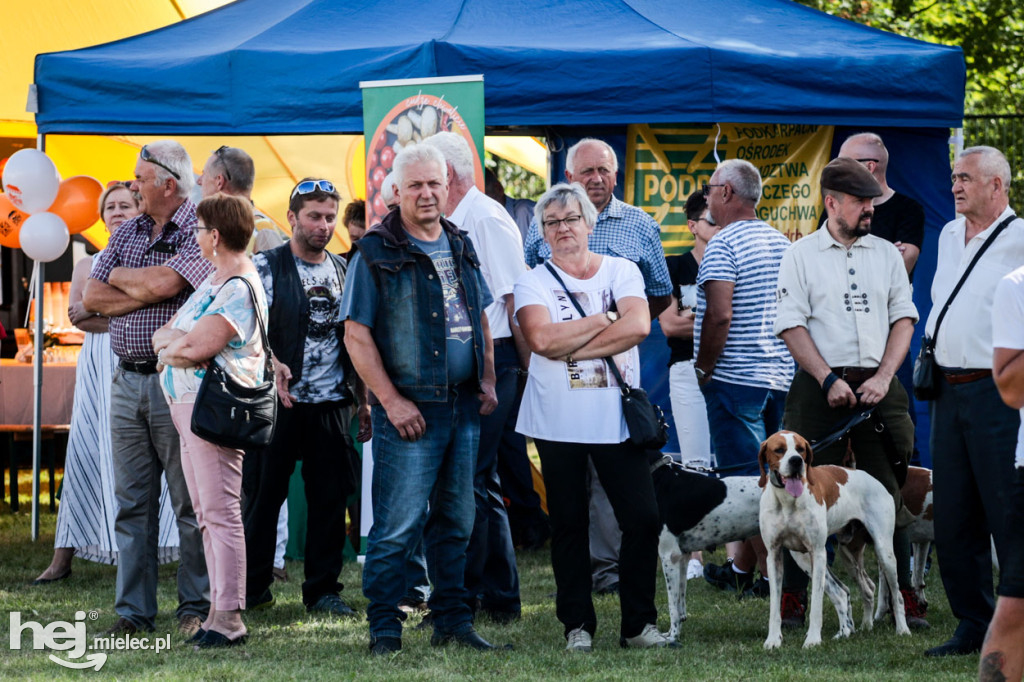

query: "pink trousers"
left=170, top=402, right=246, bottom=611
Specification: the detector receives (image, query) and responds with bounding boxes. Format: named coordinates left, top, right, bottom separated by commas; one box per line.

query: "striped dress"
left=53, top=329, right=180, bottom=564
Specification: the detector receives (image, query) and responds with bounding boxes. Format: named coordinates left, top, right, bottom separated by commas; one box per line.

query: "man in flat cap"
left=771, top=156, right=925, bottom=628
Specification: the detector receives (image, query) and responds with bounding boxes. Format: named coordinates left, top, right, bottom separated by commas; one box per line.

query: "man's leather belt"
left=940, top=367, right=992, bottom=385
left=493, top=337, right=514, bottom=347
left=120, top=359, right=159, bottom=374
left=830, top=367, right=877, bottom=384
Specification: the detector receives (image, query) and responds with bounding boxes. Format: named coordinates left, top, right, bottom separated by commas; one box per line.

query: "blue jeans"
left=701, top=379, right=787, bottom=477
left=363, top=387, right=479, bottom=640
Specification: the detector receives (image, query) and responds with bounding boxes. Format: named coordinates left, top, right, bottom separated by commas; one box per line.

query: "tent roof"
left=33, top=0, right=965, bottom=135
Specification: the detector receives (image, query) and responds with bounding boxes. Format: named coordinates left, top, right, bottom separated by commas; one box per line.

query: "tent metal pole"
left=30, top=133, right=46, bottom=541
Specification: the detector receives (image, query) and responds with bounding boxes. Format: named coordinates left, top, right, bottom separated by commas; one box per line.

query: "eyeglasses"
left=105, top=180, right=133, bottom=189
left=140, top=145, right=181, bottom=180
left=702, top=182, right=726, bottom=197
left=291, top=179, right=336, bottom=199
left=855, top=158, right=880, bottom=164
left=213, top=145, right=233, bottom=182
left=542, top=214, right=583, bottom=230
left=192, top=225, right=215, bottom=234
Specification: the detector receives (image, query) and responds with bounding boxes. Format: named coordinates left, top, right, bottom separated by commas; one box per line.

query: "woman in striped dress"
left=32, top=182, right=180, bottom=584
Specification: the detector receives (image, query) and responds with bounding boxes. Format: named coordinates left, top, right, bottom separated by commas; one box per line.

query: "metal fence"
left=962, top=114, right=1024, bottom=211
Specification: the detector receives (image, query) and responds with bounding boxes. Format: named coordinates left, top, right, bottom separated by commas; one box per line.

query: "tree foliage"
left=794, top=0, right=1023, bottom=114
left=485, top=152, right=546, bottom=200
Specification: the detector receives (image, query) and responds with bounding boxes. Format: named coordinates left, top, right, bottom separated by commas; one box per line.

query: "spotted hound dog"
left=758, top=431, right=909, bottom=649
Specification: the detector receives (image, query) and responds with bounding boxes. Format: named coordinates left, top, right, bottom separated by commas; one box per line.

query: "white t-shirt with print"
left=514, top=256, right=646, bottom=444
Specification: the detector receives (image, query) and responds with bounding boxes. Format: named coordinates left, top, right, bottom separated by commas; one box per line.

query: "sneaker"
left=900, top=588, right=930, bottom=630
left=308, top=594, right=358, bottom=617
left=781, top=589, right=806, bottom=628
left=686, top=558, right=703, bottom=581
left=565, top=627, right=593, bottom=653
left=620, top=623, right=680, bottom=649
left=741, top=575, right=770, bottom=599
left=177, top=614, right=202, bottom=638
left=248, top=588, right=275, bottom=611
left=703, top=559, right=754, bottom=593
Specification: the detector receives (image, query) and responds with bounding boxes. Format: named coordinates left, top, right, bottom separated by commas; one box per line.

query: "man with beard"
left=243, top=177, right=368, bottom=617
left=773, top=157, right=923, bottom=627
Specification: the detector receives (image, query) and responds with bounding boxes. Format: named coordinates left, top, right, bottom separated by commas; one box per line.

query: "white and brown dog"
left=758, top=430, right=910, bottom=649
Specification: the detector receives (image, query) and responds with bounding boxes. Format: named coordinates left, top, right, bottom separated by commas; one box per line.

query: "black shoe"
left=369, top=636, right=402, bottom=655
left=431, top=627, right=512, bottom=651
left=186, top=628, right=207, bottom=644
left=248, top=588, right=275, bottom=611
left=307, top=594, right=358, bottom=617
left=781, top=590, right=807, bottom=629
left=740, top=575, right=770, bottom=599
left=924, top=636, right=982, bottom=657
left=704, top=559, right=754, bottom=593
left=482, top=608, right=521, bottom=625
left=593, top=582, right=620, bottom=596
left=104, top=617, right=138, bottom=636
left=30, top=568, right=72, bottom=586
left=194, top=630, right=247, bottom=649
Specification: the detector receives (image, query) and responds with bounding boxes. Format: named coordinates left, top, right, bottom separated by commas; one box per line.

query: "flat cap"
left=821, top=157, right=882, bottom=198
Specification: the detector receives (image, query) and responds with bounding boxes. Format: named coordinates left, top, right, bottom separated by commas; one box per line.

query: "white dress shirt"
left=926, top=207, right=1024, bottom=369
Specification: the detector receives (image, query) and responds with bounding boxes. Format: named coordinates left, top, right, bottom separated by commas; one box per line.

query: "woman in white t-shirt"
left=514, top=183, right=670, bottom=652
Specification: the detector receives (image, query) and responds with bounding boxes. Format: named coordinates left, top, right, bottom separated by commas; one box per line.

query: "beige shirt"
left=926, top=207, right=1024, bottom=369
left=775, top=226, right=918, bottom=368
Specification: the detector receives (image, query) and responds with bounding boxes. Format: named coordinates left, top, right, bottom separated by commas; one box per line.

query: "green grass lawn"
left=1, top=474, right=981, bottom=681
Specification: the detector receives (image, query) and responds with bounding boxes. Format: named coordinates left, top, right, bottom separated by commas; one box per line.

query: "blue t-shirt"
left=341, top=230, right=491, bottom=386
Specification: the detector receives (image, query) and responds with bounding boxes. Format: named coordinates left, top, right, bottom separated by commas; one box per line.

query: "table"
left=0, top=359, right=76, bottom=426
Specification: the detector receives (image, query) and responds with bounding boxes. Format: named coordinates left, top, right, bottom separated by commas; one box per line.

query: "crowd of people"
left=30, top=134, right=1024, bottom=676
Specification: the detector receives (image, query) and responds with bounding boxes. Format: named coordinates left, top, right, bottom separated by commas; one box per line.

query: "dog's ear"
left=758, top=439, right=769, bottom=488
left=804, top=437, right=814, bottom=466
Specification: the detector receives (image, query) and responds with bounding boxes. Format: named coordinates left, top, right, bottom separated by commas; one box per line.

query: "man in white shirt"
left=424, top=132, right=529, bottom=622
left=774, top=157, right=922, bottom=628
left=924, top=146, right=1024, bottom=658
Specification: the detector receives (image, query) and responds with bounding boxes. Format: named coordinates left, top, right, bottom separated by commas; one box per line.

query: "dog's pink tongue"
left=784, top=477, right=804, bottom=498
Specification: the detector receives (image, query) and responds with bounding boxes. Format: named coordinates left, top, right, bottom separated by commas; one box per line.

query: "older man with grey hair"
left=924, top=145, right=1024, bottom=657
left=84, top=140, right=212, bottom=637
left=424, top=131, right=528, bottom=622
left=696, top=158, right=793, bottom=597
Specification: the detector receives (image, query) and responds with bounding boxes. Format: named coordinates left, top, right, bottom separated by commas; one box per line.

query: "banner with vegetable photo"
left=360, top=75, right=485, bottom=227
left=625, top=124, right=834, bottom=256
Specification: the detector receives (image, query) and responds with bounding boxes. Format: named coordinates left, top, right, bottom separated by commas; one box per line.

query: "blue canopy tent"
left=32, top=0, right=965, bottom=463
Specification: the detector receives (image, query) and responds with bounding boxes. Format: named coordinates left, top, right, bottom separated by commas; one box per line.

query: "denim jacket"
left=353, top=210, right=487, bottom=403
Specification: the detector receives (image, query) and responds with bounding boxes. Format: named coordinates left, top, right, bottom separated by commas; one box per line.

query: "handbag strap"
left=542, top=261, right=631, bottom=393
left=222, top=275, right=274, bottom=378
left=928, top=213, right=1016, bottom=350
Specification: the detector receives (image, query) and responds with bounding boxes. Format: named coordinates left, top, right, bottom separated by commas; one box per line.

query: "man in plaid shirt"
left=84, top=140, right=212, bottom=637
left=524, top=138, right=672, bottom=595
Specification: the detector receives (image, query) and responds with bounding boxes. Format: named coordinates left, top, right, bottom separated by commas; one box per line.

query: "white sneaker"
left=620, top=623, right=679, bottom=649
left=686, top=558, right=703, bottom=581
left=565, top=627, right=593, bottom=652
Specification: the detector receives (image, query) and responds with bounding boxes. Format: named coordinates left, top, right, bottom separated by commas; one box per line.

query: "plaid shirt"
left=91, top=201, right=212, bottom=361
left=524, top=196, right=672, bottom=297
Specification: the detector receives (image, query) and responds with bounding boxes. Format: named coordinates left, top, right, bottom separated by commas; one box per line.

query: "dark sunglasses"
left=214, top=145, right=233, bottom=182
left=291, top=179, right=336, bottom=199
left=702, top=182, right=726, bottom=197
left=140, top=145, right=181, bottom=180
left=105, top=180, right=133, bottom=188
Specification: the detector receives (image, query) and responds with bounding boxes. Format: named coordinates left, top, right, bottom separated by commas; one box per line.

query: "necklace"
left=580, top=251, right=593, bottom=279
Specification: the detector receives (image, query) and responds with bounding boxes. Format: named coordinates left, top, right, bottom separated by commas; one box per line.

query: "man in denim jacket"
left=341, top=143, right=500, bottom=656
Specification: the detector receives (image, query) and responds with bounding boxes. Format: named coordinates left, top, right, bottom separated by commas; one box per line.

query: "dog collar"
left=649, top=455, right=673, bottom=474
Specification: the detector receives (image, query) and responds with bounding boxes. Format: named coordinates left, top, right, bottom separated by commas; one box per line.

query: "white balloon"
left=2, top=149, right=61, bottom=214
left=20, top=212, right=70, bottom=262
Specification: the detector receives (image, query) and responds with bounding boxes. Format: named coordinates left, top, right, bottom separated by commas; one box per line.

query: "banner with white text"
left=625, top=124, right=834, bottom=255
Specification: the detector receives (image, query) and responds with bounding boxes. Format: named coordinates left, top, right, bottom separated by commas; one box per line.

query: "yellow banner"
left=625, top=124, right=834, bottom=255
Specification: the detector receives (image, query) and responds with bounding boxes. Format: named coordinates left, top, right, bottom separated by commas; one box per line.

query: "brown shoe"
left=104, top=617, right=138, bottom=636
left=178, top=614, right=203, bottom=638
left=272, top=566, right=289, bottom=582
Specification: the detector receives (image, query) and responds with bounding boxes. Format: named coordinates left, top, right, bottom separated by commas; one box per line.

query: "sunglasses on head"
left=213, top=145, right=233, bottom=182
left=140, top=145, right=181, bottom=180
left=291, top=179, right=336, bottom=199
left=106, top=180, right=133, bottom=188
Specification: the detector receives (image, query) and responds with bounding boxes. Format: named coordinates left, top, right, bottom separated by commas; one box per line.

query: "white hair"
left=422, top=132, right=475, bottom=181
left=715, top=159, right=761, bottom=204
left=392, top=143, right=448, bottom=189
left=960, top=146, right=1012, bottom=188
left=534, top=182, right=598, bottom=229
left=565, top=138, right=619, bottom=175
left=144, top=139, right=194, bottom=199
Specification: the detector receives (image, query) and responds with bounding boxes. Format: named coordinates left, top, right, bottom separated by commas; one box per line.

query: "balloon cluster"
left=0, top=149, right=103, bottom=262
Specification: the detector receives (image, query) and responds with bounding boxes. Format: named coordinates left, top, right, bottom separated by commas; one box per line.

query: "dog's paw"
left=802, top=635, right=822, bottom=649
left=763, top=635, right=783, bottom=650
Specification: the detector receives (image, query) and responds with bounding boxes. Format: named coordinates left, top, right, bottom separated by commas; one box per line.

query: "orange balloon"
left=49, top=175, right=103, bottom=234
left=0, top=192, right=28, bottom=248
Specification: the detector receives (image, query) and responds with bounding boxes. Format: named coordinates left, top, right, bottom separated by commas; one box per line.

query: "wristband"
left=821, top=372, right=840, bottom=394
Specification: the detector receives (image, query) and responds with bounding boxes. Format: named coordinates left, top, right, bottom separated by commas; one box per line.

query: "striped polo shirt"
left=695, top=219, right=794, bottom=391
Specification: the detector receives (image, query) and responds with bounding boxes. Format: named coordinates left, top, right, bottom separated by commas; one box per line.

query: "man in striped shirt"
left=695, top=158, right=794, bottom=596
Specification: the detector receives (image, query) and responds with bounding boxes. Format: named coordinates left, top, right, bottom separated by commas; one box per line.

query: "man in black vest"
left=243, top=177, right=368, bottom=616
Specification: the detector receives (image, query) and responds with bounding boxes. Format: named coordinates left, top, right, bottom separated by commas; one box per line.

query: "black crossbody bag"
left=544, top=262, right=668, bottom=450
left=191, top=276, right=278, bottom=449
left=913, top=214, right=1015, bottom=400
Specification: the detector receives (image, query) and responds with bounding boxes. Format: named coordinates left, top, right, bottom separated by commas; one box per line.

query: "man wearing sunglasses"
left=243, top=177, right=365, bottom=619
left=83, top=140, right=212, bottom=638
left=197, top=146, right=287, bottom=254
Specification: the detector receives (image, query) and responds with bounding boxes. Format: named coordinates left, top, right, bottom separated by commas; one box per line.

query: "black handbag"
left=543, top=262, right=669, bottom=450
left=190, top=276, right=277, bottom=449
left=913, top=214, right=1015, bottom=400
